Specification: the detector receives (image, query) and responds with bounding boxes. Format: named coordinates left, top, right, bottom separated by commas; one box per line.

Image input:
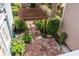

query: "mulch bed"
left=23, top=21, right=63, bottom=56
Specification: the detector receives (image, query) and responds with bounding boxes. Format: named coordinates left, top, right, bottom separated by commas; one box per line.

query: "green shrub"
left=10, top=38, right=25, bottom=56
left=12, top=6, right=18, bottom=9
left=59, top=32, right=67, bottom=45
left=13, top=3, right=22, bottom=9
left=12, top=8, right=19, bottom=16
left=35, top=20, right=46, bottom=36
left=22, top=34, right=32, bottom=43
left=47, top=18, right=60, bottom=36
left=14, top=17, right=25, bottom=32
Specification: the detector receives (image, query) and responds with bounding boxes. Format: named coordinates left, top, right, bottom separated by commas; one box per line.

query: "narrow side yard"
left=11, top=3, right=67, bottom=56
left=23, top=21, right=63, bottom=56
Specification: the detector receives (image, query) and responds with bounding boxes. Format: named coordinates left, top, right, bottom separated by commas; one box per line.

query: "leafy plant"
left=22, top=34, right=32, bottom=43
left=35, top=20, right=46, bottom=36
left=10, top=38, right=25, bottom=56
left=59, top=32, right=67, bottom=45
left=12, top=6, right=18, bottom=9
left=11, top=3, right=22, bottom=17
left=14, top=17, right=25, bottom=33
left=13, top=3, right=22, bottom=9
left=47, top=17, right=60, bottom=36
left=56, top=11, right=63, bottom=17
left=12, top=8, right=19, bottom=16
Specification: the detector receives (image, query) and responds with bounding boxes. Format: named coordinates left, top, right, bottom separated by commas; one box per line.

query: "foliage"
left=10, top=38, right=25, bottom=56
left=56, top=11, right=63, bottom=17
left=11, top=3, right=22, bottom=16
left=53, top=32, right=67, bottom=45
left=35, top=20, right=46, bottom=36
left=56, top=3, right=64, bottom=17
left=12, top=8, right=19, bottom=16
left=22, top=34, right=32, bottom=43
left=12, top=6, right=18, bottom=9
left=30, top=3, right=36, bottom=8
left=59, top=32, right=67, bottom=45
left=47, top=17, right=60, bottom=36
left=13, top=3, right=22, bottom=9
left=14, top=16, right=25, bottom=32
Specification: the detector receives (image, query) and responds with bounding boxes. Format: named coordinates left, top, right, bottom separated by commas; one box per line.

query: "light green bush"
left=10, top=38, right=25, bottom=56
left=12, top=8, right=19, bottom=16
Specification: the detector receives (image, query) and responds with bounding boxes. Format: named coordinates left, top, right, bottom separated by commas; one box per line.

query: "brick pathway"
left=23, top=21, right=63, bottom=56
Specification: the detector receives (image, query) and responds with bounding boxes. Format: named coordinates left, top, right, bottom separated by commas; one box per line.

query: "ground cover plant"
left=10, top=38, right=25, bottom=56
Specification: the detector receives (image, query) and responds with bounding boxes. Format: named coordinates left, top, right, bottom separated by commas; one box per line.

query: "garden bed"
left=11, top=4, right=67, bottom=56
left=23, top=21, right=64, bottom=56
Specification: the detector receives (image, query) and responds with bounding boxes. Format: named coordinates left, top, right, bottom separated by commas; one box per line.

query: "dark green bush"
left=53, top=32, right=67, bottom=45
left=59, top=32, right=67, bottom=45
left=30, top=3, right=36, bottom=8
left=14, top=17, right=25, bottom=33
left=22, top=34, right=32, bottom=43
left=47, top=18, right=60, bottom=36
left=10, top=38, right=25, bottom=56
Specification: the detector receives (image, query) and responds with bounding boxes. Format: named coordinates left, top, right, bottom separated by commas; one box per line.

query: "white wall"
left=4, top=3, right=13, bottom=37
left=61, top=3, right=79, bottom=50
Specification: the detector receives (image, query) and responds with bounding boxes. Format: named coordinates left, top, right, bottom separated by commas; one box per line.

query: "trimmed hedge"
left=47, top=18, right=60, bottom=36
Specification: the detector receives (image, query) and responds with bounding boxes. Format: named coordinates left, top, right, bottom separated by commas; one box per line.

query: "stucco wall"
left=61, top=3, right=79, bottom=51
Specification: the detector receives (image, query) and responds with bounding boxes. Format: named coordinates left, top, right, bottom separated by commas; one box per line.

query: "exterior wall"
left=61, top=3, right=79, bottom=51
left=0, top=20, right=11, bottom=56
left=0, top=3, right=13, bottom=56
left=4, top=3, right=14, bottom=38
